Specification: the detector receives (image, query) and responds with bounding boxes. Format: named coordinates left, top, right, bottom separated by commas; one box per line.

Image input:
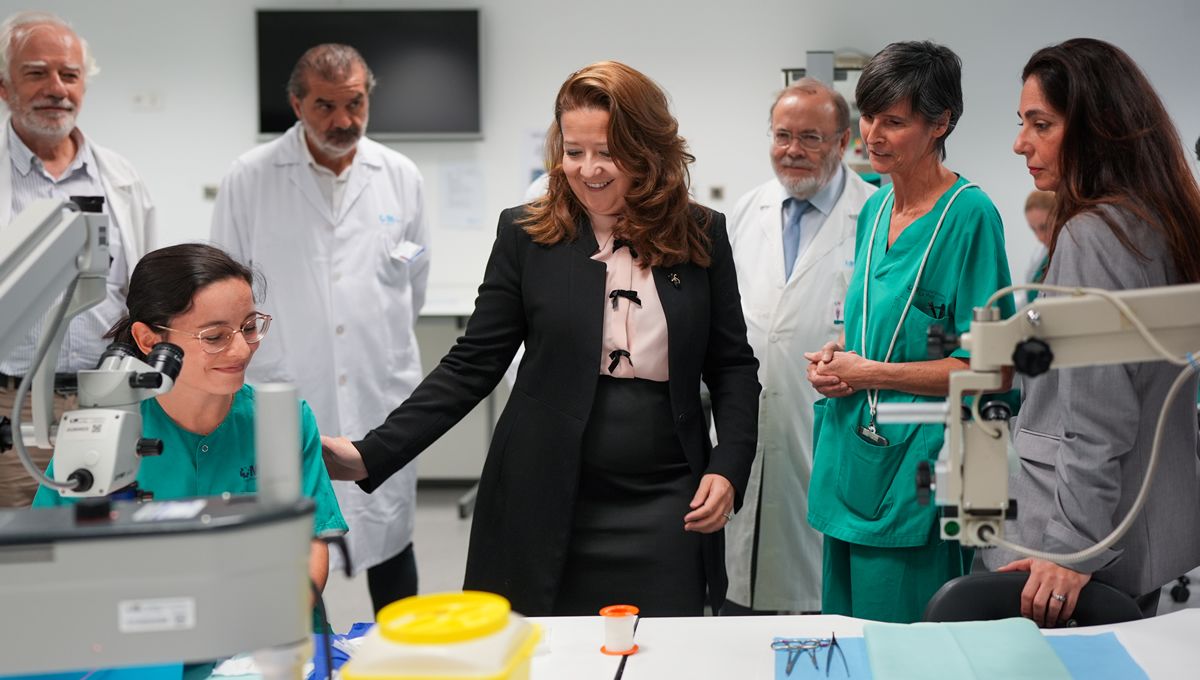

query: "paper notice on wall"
left=525, top=127, right=548, bottom=185
left=439, top=161, right=485, bottom=231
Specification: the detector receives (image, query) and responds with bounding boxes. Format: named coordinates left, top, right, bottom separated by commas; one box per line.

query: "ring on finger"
left=1052, top=593, right=1067, bottom=603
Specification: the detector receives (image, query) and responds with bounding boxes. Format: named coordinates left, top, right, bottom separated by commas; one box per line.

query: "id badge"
left=856, top=424, right=890, bottom=447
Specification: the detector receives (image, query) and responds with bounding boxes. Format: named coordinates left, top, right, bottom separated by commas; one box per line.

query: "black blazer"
left=356, top=205, right=761, bottom=614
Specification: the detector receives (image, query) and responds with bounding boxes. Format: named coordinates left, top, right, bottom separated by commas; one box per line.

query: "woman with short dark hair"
left=804, top=41, right=1017, bottom=622
left=983, top=38, right=1200, bottom=627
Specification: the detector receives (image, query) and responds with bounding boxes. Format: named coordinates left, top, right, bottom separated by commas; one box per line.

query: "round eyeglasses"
left=156, top=313, right=272, bottom=354
left=771, top=128, right=837, bottom=151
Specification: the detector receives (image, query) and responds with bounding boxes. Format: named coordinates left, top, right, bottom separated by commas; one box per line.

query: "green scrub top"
left=1027, top=253, right=1049, bottom=304
left=808, top=176, right=1016, bottom=548
left=34, top=384, right=348, bottom=538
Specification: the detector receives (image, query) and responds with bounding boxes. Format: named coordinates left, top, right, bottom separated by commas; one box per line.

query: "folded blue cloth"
left=864, top=618, right=1071, bottom=680
left=772, top=630, right=1147, bottom=680
left=1046, top=633, right=1149, bottom=680
left=307, top=622, right=374, bottom=680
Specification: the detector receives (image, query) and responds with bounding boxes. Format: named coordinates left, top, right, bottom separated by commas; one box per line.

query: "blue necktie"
left=783, top=198, right=808, bottom=280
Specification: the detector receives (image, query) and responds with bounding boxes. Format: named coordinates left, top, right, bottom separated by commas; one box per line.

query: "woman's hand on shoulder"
left=683, top=473, right=735, bottom=534
left=321, top=435, right=368, bottom=481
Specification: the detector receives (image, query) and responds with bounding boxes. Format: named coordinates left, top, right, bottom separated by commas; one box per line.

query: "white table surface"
left=528, top=616, right=624, bottom=680
left=527, top=609, right=1200, bottom=679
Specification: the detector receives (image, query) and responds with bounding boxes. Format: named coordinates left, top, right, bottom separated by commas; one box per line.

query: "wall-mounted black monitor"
left=256, top=9, right=481, bottom=139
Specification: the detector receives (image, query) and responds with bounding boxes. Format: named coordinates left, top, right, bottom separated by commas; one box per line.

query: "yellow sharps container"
left=341, top=591, right=542, bottom=680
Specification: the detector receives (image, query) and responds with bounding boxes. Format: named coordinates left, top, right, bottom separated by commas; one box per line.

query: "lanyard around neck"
left=860, top=182, right=977, bottom=427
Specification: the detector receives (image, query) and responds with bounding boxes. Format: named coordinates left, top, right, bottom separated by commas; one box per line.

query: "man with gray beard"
left=211, top=44, right=428, bottom=614
left=0, top=11, right=156, bottom=507
left=722, top=79, right=875, bottom=614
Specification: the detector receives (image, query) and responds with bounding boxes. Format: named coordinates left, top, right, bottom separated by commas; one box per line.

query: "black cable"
left=612, top=617, right=639, bottom=680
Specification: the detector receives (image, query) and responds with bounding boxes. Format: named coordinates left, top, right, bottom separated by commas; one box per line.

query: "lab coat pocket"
left=835, top=429, right=911, bottom=521
left=388, top=239, right=426, bottom=264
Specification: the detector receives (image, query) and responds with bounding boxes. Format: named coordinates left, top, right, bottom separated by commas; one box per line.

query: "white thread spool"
left=599, top=604, right=639, bottom=655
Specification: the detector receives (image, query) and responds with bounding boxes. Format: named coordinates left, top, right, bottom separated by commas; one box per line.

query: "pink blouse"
left=591, top=227, right=669, bottom=381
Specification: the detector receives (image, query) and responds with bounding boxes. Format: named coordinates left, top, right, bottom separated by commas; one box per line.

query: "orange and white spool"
left=599, top=604, right=639, bottom=655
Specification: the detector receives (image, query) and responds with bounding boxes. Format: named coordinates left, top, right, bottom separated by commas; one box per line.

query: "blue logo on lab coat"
left=379, top=214, right=398, bottom=224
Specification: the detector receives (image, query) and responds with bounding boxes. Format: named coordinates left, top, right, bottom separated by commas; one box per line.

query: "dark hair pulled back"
left=105, top=243, right=259, bottom=357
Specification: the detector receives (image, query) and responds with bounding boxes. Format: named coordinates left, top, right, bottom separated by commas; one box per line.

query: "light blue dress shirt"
left=781, top=164, right=846, bottom=281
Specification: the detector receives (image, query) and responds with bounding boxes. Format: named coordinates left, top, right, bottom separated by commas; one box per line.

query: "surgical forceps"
left=770, top=633, right=850, bottom=677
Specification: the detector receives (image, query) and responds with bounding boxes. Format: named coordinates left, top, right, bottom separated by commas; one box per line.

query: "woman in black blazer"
left=322, top=61, right=760, bottom=616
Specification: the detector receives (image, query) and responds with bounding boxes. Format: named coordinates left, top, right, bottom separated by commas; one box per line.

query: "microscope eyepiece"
left=98, top=342, right=140, bottom=363
left=68, top=195, right=106, bottom=214
left=146, top=343, right=184, bottom=382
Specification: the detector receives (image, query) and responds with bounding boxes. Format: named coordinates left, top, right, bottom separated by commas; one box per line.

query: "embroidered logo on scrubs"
left=239, top=464, right=256, bottom=480
left=379, top=214, right=398, bottom=224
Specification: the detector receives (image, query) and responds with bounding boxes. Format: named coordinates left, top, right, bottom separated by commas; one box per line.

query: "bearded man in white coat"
left=0, top=11, right=156, bottom=507
left=723, top=79, right=875, bottom=614
left=211, top=44, right=428, bottom=613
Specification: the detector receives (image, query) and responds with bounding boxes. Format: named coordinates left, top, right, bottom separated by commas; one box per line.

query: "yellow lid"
left=377, top=591, right=511, bottom=645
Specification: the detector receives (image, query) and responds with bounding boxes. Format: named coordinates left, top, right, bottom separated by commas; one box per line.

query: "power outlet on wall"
left=131, top=91, right=164, bottom=113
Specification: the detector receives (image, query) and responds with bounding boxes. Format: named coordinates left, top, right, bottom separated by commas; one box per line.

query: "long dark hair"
left=106, top=243, right=259, bottom=357
left=1023, top=38, right=1200, bottom=283
left=519, top=60, right=711, bottom=268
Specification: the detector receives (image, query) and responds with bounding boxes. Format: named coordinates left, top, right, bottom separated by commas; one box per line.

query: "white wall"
left=18, top=0, right=1200, bottom=302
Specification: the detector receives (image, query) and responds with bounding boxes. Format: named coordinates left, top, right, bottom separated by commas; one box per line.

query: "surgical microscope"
left=878, top=281, right=1200, bottom=563
left=0, top=199, right=316, bottom=675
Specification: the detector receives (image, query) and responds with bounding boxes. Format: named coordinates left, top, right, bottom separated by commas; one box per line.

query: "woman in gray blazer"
left=983, top=38, right=1200, bottom=627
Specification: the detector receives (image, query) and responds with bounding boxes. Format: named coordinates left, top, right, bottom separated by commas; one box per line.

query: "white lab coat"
left=211, top=123, right=429, bottom=574
left=0, top=117, right=157, bottom=278
left=723, top=170, right=876, bottom=611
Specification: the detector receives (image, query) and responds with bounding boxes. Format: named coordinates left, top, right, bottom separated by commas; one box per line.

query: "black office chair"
left=923, top=572, right=1143, bottom=627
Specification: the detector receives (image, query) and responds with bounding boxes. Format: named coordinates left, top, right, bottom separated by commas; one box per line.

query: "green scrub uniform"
left=34, top=384, right=347, bottom=539
left=1027, top=253, right=1049, bottom=304
left=35, top=384, right=346, bottom=649
left=808, top=176, right=1016, bottom=623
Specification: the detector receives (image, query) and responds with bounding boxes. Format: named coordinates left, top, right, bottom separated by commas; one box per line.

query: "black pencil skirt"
left=553, top=376, right=706, bottom=616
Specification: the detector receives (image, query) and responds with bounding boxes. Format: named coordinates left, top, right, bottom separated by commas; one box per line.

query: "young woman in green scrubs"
left=803, top=41, right=1016, bottom=623
left=34, top=244, right=348, bottom=593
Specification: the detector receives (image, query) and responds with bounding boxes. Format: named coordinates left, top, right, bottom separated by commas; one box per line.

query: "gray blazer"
left=982, top=206, right=1200, bottom=598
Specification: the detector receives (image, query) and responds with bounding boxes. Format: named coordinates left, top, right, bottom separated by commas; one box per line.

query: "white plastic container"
left=599, top=604, right=639, bottom=655
left=341, top=591, right=541, bottom=680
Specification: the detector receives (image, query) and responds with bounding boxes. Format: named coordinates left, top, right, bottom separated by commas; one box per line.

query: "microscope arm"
left=879, top=282, right=1200, bottom=555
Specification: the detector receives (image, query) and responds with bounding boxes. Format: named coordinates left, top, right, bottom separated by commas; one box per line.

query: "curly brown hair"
left=519, top=61, right=711, bottom=268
